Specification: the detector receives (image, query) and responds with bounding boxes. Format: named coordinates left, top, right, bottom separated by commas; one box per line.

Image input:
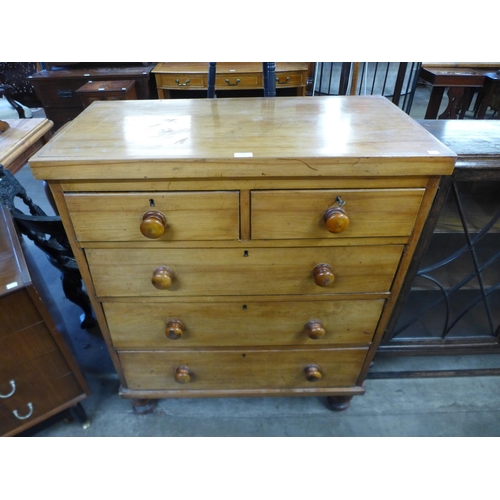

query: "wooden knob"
left=313, top=264, right=335, bottom=287
left=323, top=206, right=350, bottom=234
left=166, top=319, right=184, bottom=340
left=140, top=211, right=167, bottom=239
left=304, top=365, right=322, bottom=382
left=151, top=266, right=174, bottom=290
left=174, top=366, right=191, bottom=384
left=305, top=320, right=326, bottom=339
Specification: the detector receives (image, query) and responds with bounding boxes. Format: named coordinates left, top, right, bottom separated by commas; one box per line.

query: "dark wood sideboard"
left=0, top=205, right=90, bottom=436
left=29, top=64, right=155, bottom=130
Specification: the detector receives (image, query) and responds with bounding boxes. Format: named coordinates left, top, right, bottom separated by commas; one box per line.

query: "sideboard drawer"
left=65, top=191, right=240, bottom=242
left=86, top=245, right=403, bottom=297
left=0, top=290, right=42, bottom=339
left=251, top=189, right=425, bottom=240
left=119, top=347, right=369, bottom=391
left=275, top=71, right=306, bottom=87
left=155, top=73, right=206, bottom=88
left=104, top=298, right=385, bottom=348
left=215, top=73, right=262, bottom=88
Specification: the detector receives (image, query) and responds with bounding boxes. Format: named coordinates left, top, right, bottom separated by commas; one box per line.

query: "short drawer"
left=119, top=347, right=368, bottom=391
left=215, top=73, right=262, bottom=88
left=275, top=71, right=306, bottom=86
left=65, top=191, right=240, bottom=242
left=251, top=189, right=425, bottom=240
left=104, top=298, right=385, bottom=348
left=156, top=73, right=206, bottom=88
left=86, top=245, right=403, bottom=297
left=0, top=290, right=42, bottom=340
left=0, top=349, right=83, bottom=435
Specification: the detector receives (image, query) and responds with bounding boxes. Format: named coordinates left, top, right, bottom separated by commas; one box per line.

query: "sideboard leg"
left=131, top=399, right=157, bottom=414
left=326, top=395, right=353, bottom=412
left=71, top=402, right=91, bottom=429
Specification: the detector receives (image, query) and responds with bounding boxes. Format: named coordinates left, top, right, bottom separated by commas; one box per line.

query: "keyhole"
left=242, top=305, right=247, bottom=310
left=244, top=250, right=249, bottom=257
left=149, top=199, right=155, bottom=207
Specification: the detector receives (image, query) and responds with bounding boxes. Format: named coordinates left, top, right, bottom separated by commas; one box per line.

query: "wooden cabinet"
left=29, top=64, right=155, bottom=130
left=153, top=63, right=309, bottom=98
left=0, top=206, right=89, bottom=436
left=29, top=96, right=455, bottom=410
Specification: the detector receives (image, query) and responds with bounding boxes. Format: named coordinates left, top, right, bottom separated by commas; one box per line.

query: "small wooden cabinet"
left=29, top=96, right=455, bottom=411
left=0, top=206, right=90, bottom=436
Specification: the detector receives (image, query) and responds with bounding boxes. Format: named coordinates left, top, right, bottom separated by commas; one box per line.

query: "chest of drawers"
left=0, top=206, right=89, bottom=436
left=29, top=96, right=455, bottom=411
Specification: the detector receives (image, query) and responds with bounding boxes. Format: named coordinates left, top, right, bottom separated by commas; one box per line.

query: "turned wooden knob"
left=151, top=266, right=174, bottom=290
left=313, top=264, right=335, bottom=287
left=305, top=320, right=326, bottom=339
left=174, top=366, right=191, bottom=384
left=304, top=365, right=322, bottom=382
left=140, top=211, right=167, bottom=239
left=323, top=206, right=350, bottom=234
left=166, top=319, right=184, bottom=340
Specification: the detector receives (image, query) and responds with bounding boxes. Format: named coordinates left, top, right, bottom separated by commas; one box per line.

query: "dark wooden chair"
left=0, top=164, right=96, bottom=329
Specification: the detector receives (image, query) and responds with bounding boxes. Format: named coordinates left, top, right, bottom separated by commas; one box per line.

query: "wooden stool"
left=76, top=80, right=137, bottom=108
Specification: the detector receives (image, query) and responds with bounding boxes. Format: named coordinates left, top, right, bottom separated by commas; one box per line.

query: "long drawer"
left=251, top=189, right=425, bottom=240
left=65, top=191, right=240, bottom=242
left=104, top=298, right=386, bottom=348
left=119, top=347, right=369, bottom=391
left=86, top=245, right=404, bottom=297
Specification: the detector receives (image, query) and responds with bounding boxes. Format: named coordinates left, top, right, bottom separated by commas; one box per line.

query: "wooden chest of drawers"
left=29, top=96, right=455, bottom=411
left=0, top=206, right=89, bottom=436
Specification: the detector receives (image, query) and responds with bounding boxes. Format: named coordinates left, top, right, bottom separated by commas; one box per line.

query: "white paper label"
left=234, top=152, right=253, bottom=158
left=6, top=282, right=18, bottom=290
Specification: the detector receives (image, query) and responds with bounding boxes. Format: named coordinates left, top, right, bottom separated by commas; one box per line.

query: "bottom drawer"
left=119, top=348, right=368, bottom=391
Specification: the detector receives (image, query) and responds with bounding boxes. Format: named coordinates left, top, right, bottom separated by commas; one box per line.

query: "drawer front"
left=0, top=322, right=57, bottom=371
left=215, top=73, right=262, bottom=88
left=275, top=71, right=306, bottom=86
left=0, top=350, right=83, bottom=435
left=65, top=191, right=240, bottom=242
left=33, top=81, right=83, bottom=106
left=104, top=298, right=385, bottom=348
left=87, top=246, right=403, bottom=297
left=0, top=290, right=42, bottom=339
left=119, top=347, right=368, bottom=391
left=251, top=189, right=425, bottom=240
left=156, top=74, right=206, bottom=88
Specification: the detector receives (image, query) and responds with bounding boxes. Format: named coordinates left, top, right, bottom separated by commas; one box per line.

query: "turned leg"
left=131, top=399, right=157, bottom=414
left=326, top=395, right=353, bottom=412
left=60, top=271, right=97, bottom=329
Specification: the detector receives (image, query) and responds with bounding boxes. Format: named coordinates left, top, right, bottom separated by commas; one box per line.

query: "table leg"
left=424, top=87, right=445, bottom=119
left=476, top=79, right=497, bottom=119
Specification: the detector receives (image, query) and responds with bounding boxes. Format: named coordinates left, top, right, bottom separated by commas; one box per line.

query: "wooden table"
left=0, top=118, right=53, bottom=174
left=420, top=66, right=488, bottom=119
left=29, top=96, right=455, bottom=412
left=153, top=62, right=310, bottom=98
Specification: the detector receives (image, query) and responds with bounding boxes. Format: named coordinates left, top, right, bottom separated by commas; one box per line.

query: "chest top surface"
left=29, top=96, right=455, bottom=180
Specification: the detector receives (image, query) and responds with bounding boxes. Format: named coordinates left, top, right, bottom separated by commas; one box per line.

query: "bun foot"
left=326, top=395, right=353, bottom=412
left=131, top=399, right=157, bottom=414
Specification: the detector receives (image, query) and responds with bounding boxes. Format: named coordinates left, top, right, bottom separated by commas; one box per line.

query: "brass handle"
left=323, top=206, right=350, bottom=234
left=305, top=321, right=326, bottom=340
left=175, top=79, right=190, bottom=86
left=166, top=319, right=184, bottom=340
left=313, top=264, right=335, bottom=287
left=140, top=211, right=167, bottom=239
left=174, top=366, right=191, bottom=384
left=152, top=266, right=174, bottom=290
left=304, top=365, right=322, bottom=382
left=225, top=78, right=241, bottom=86
left=276, top=76, right=291, bottom=84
